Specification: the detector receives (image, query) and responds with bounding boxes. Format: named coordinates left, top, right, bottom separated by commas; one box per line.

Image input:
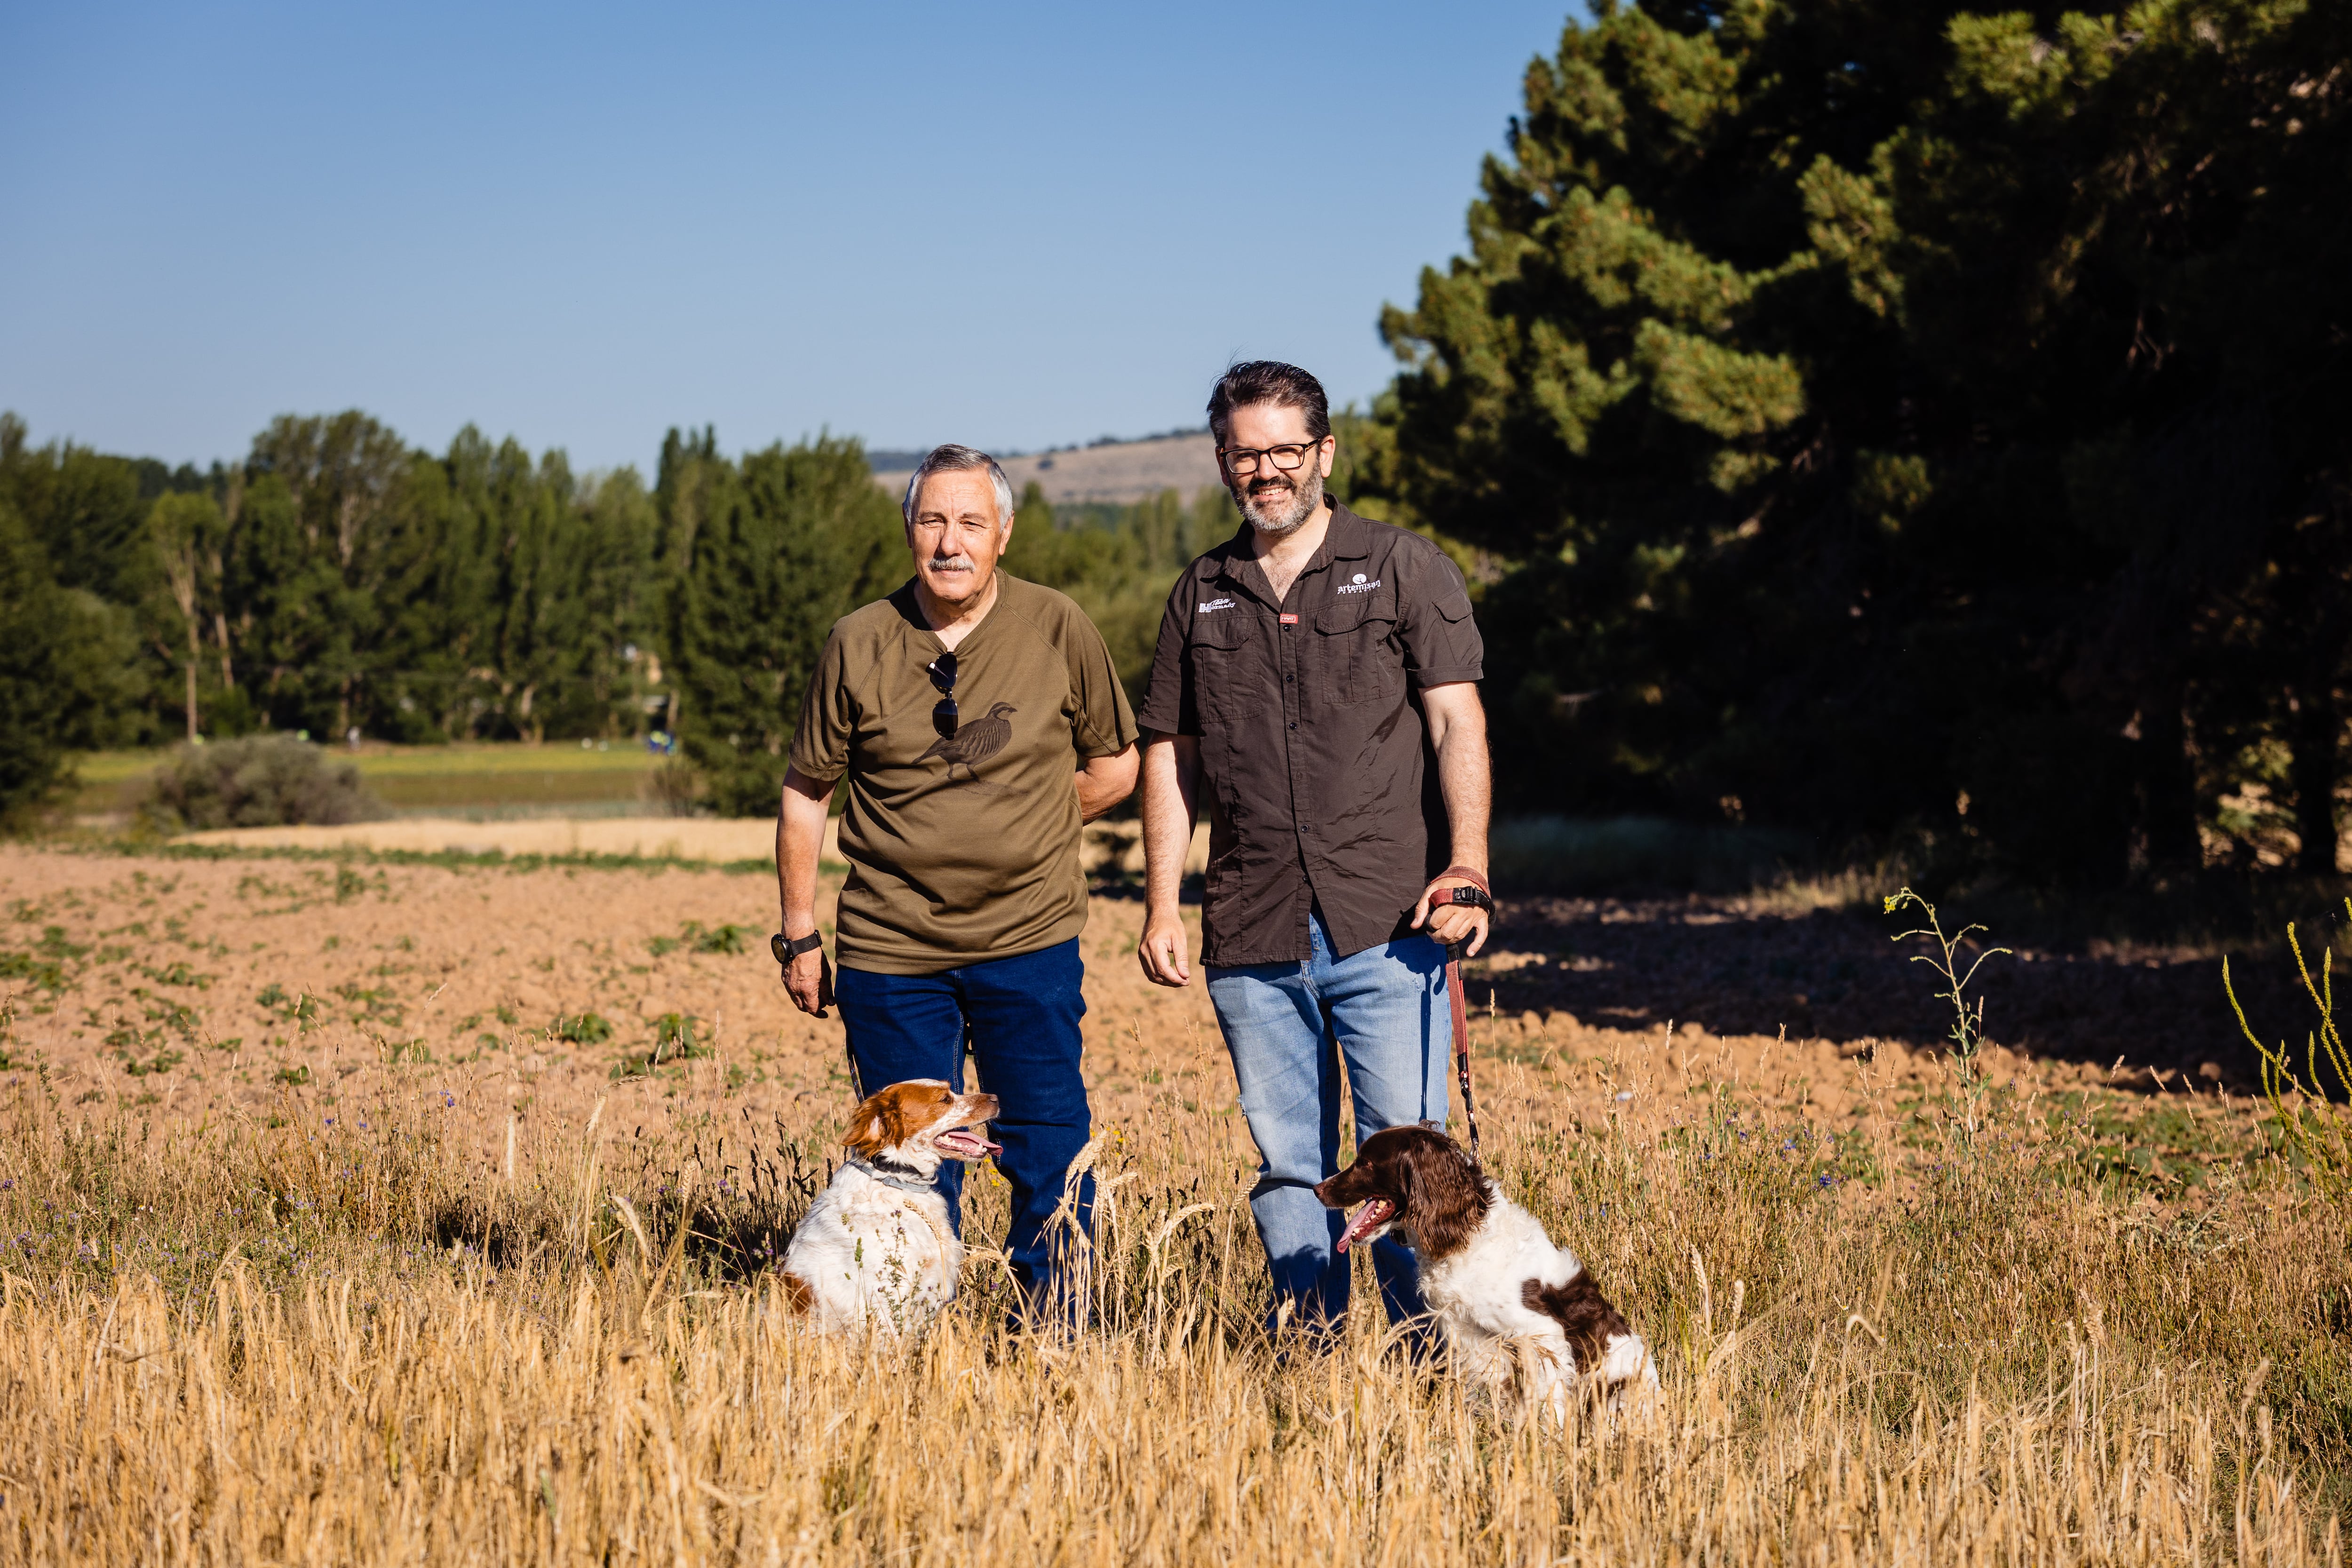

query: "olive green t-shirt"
left=789, top=574, right=1139, bottom=975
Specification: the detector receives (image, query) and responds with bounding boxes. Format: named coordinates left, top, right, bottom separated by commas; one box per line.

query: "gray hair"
left=901, top=444, right=1015, bottom=527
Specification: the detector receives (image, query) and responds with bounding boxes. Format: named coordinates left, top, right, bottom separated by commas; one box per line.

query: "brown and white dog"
left=1317, top=1124, right=1657, bottom=1420
left=782, top=1079, right=1001, bottom=1336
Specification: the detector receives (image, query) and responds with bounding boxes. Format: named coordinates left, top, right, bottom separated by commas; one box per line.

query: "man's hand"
left=1411, top=873, right=1492, bottom=957
left=1139, top=910, right=1192, bottom=987
left=781, top=942, right=835, bottom=1018
left=776, top=765, right=836, bottom=1015
left=1137, top=731, right=1200, bottom=987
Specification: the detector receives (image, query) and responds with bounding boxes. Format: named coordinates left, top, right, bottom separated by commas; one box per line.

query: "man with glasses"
left=775, top=443, right=1138, bottom=1320
left=1136, top=362, right=1491, bottom=1338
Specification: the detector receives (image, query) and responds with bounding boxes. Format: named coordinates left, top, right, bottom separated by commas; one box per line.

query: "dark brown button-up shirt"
left=1138, top=503, right=1484, bottom=967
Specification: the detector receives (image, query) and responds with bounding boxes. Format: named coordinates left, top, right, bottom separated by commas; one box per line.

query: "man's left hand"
left=1411, top=872, right=1491, bottom=957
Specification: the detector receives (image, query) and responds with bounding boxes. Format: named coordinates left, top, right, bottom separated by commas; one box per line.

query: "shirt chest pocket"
left=1313, top=593, right=1400, bottom=706
left=1187, top=610, right=1257, bottom=718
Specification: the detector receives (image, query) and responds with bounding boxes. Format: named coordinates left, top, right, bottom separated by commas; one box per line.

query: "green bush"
left=138, top=736, right=389, bottom=831
left=553, top=1012, right=614, bottom=1046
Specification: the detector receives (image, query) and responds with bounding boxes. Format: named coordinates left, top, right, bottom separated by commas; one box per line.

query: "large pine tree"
left=1376, top=0, right=2352, bottom=882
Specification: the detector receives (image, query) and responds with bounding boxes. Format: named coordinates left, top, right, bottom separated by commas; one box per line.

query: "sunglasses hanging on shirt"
left=927, top=652, right=958, bottom=737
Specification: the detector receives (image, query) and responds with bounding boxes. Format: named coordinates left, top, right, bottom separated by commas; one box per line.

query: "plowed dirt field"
left=0, top=845, right=2279, bottom=1186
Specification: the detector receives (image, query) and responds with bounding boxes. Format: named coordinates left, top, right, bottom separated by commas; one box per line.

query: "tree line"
left=0, top=406, right=1237, bottom=824
left=8, top=0, right=2345, bottom=884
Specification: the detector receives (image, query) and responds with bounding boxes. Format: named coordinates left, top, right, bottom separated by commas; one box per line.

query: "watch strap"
left=771, top=931, right=824, bottom=965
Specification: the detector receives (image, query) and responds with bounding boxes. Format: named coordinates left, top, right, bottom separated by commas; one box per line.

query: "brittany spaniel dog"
left=1317, top=1124, right=1658, bottom=1419
left=782, top=1079, right=1000, bottom=1336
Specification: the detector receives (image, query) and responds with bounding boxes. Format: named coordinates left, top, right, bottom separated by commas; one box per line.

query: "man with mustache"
left=775, top=443, right=1139, bottom=1324
left=1136, top=362, right=1490, bottom=1337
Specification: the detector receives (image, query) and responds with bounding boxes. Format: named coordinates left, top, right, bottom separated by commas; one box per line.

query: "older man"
left=775, top=443, right=1138, bottom=1315
left=1136, top=361, right=1491, bottom=1336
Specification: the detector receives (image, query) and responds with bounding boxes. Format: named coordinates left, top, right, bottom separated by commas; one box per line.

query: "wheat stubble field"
left=2, top=843, right=2348, bottom=1565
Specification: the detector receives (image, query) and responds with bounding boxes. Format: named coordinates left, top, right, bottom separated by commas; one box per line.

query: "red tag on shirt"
left=1279, top=613, right=1299, bottom=625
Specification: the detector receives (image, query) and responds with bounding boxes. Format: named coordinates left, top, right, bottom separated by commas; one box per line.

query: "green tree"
left=669, top=435, right=901, bottom=815
left=145, top=491, right=227, bottom=740
left=0, top=505, right=141, bottom=827
left=1375, top=0, right=2352, bottom=883
left=243, top=411, right=419, bottom=738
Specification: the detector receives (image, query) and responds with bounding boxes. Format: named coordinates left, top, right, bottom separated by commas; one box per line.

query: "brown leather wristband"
left=1437, top=865, right=1491, bottom=895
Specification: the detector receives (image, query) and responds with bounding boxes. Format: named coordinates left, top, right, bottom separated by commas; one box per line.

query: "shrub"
left=553, top=1012, right=614, bottom=1046
left=138, top=735, right=388, bottom=832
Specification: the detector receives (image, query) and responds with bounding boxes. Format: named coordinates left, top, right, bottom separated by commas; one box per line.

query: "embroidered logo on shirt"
left=1335, top=575, right=1383, bottom=596
left=1197, top=597, right=1235, bottom=613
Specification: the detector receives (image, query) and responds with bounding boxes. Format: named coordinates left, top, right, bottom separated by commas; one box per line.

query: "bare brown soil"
left=1, top=847, right=2284, bottom=1180
left=1471, top=892, right=2309, bottom=1088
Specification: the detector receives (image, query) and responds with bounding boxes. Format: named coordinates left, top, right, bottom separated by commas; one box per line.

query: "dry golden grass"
left=4, top=846, right=2349, bottom=1563
left=3, top=1051, right=2346, bottom=1567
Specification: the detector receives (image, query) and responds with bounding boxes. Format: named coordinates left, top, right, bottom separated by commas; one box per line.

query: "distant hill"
left=872, top=431, right=1221, bottom=507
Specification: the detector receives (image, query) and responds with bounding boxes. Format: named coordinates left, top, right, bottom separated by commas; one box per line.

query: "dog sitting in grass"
left=1317, top=1123, right=1657, bottom=1420
left=782, top=1079, right=1000, bottom=1336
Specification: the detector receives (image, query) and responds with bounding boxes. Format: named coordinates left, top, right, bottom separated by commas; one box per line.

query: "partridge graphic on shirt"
left=917, top=702, right=1016, bottom=782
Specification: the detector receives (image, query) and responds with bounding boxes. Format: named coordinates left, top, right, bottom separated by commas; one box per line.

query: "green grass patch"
left=67, top=742, right=663, bottom=816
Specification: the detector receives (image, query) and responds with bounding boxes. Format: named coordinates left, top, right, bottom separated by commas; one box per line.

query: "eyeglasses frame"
left=1216, top=438, right=1330, bottom=478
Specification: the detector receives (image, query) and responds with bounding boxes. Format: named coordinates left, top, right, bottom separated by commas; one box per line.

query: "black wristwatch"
left=1438, top=884, right=1495, bottom=914
left=771, top=931, right=824, bottom=966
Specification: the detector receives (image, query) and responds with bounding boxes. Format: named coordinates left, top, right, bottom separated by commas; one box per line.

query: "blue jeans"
left=1207, top=908, right=1451, bottom=1333
left=834, top=939, right=1095, bottom=1317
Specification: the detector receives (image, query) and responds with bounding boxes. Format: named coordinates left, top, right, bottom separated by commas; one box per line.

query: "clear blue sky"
left=2, top=1, right=1577, bottom=474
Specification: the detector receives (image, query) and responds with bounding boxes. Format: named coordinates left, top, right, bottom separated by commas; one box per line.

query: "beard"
left=1233, top=464, right=1324, bottom=538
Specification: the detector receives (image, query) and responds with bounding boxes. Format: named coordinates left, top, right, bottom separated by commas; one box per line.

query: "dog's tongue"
left=1334, top=1197, right=1393, bottom=1255
left=938, top=1128, right=1002, bottom=1158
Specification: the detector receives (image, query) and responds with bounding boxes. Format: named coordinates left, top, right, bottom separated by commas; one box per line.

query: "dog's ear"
left=1398, top=1133, right=1487, bottom=1260
left=1417, top=1118, right=1442, bottom=1131
left=841, top=1086, right=906, bottom=1156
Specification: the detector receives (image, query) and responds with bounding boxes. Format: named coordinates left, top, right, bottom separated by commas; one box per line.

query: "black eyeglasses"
left=1218, top=441, right=1319, bottom=477
left=927, top=652, right=958, bottom=736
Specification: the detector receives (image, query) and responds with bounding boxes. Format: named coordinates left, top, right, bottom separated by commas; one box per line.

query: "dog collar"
left=845, top=1155, right=938, bottom=1197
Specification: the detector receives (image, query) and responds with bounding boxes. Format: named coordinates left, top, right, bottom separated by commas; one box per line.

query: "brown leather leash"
left=1435, top=866, right=1491, bottom=1162
left=1446, top=941, right=1479, bottom=1160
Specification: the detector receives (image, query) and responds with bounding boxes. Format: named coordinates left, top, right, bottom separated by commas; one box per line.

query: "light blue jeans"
left=1206, top=907, right=1451, bottom=1334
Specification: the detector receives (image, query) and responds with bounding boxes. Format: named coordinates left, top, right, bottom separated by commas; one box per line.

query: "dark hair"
left=1206, top=361, right=1330, bottom=446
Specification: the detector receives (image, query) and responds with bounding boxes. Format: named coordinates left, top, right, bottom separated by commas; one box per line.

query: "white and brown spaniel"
left=1317, top=1124, right=1658, bottom=1420
left=782, top=1079, right=1000, bottom=1336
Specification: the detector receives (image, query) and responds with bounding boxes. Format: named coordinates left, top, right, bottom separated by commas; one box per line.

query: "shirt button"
left=1287, top=722, right=1296, bottom=730
left=1284, top=673, right=1293, bottom=683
